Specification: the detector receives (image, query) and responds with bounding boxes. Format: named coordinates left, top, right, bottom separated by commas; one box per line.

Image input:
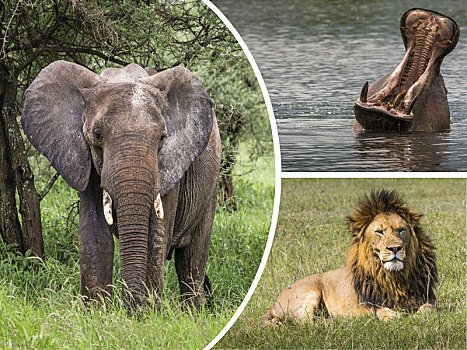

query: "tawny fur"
left=266, top=190, right=438, bottom=323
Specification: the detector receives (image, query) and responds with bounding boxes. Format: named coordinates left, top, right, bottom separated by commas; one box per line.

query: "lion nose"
left=387, top=245, right=402, bottom=254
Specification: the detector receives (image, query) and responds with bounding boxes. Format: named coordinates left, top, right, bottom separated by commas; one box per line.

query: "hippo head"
left=354, top=9, right=459, bottom=132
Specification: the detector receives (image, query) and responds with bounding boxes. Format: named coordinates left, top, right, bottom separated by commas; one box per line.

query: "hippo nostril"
left=387, top=246, right=402, bottom=254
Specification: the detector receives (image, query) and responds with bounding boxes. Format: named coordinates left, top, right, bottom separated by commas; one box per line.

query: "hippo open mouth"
left=354, top=9, right=459, bottom=132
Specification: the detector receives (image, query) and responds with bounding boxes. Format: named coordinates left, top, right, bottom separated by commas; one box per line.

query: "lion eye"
left=398, top=229, right=406, bottom=237
left=376, top=230, right=384, bottom=236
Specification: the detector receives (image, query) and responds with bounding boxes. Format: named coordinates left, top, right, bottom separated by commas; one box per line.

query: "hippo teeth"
left=406, top=96, right=417, bottom=114
left=359, top=81, right=368, bottom=103
left=392, top=90, right=407, bottom=109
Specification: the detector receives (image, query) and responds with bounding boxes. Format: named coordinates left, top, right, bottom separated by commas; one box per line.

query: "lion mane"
left=347, top=189, right=438, bottom=310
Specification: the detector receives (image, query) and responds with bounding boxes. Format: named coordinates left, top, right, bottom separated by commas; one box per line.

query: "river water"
left=214, top=0, right=467, bottom=172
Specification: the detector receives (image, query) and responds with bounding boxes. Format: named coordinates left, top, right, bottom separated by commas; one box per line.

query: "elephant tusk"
left=154, top=193, right=164, bottom=220
left=103, top=189, right=113, bottom=225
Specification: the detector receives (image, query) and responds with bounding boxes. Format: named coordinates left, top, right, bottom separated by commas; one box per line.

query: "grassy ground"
left=217, top=178, right=466, bottom=349
left=0, top=153, right=274, bottom=349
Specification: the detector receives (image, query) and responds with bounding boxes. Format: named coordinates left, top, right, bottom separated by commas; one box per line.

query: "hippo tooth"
left=376, top=100, right=382, bottom=106
left=359, top=81, right=368, bottom=103
left=386, top=102, right=392, bottom=110
left=406, top=96, right=418, bottom=114
left=392, top=90, right=407, bottom=108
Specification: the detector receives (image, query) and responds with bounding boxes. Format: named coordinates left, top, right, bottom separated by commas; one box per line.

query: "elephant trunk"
left=116, top=191, right=151, bottom=307
left=102, top=136, right=159, bottom=309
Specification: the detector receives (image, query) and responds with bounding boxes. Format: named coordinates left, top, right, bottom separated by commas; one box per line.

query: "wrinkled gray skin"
left=354, top=8, right=459, bottom=132
left=21, top=61, right=221, bottom=310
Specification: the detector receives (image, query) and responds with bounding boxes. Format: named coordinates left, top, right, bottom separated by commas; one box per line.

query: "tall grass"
left=218, top=178, right=466, bottom=349
left=0, top=153, right=274, bottom=349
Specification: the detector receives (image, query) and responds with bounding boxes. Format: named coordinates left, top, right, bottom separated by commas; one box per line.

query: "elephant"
left=21, top=60, right=221, bottom=311
left=354, top=8, right=459, bottom=132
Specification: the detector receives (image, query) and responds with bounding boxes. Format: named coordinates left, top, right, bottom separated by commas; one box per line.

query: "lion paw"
left=416, top=303, right=434, bottom=315
left=376, top=307, right=401, bottom=321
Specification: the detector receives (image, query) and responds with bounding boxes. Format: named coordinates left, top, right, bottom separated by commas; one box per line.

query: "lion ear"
left=349, top=222, right=358, bottom=235
left=348, top=220, right=365, bottom=237
left=406, top=210, right=423, bottom=227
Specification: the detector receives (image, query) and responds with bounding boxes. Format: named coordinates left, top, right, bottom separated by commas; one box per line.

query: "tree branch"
left=16, top=45, right=129, bottom=74
left=39, top=172, right=60, bottom=201
left=1, top=0, right=20, bottom=59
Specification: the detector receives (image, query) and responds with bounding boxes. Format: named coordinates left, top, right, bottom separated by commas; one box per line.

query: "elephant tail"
left=204, top=274, right=213, bottom=309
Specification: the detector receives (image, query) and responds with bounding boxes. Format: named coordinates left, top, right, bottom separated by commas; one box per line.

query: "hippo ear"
left=143, top=67, right=213, bottom=196
left=21, top=61, right=100, bottom=191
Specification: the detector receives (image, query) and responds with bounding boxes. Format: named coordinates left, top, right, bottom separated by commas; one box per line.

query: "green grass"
left=218, top=178, right=466, bottom=349
left=0, top=153, right=274, bottom=349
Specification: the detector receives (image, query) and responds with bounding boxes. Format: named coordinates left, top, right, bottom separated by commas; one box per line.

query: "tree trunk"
left=0, top=110, right=24, bottom=250
left=218, top=107, right=243, bottom=211
left=10, top=108, right=44, bottom=257
left=0, top=64, right=43, bottom=257
left=219, top=159, right=237, bottom=211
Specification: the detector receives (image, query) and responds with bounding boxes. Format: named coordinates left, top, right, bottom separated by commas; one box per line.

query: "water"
left=215, top=0, right=467, bottom=171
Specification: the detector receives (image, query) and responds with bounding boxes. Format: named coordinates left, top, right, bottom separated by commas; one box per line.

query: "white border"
left=282, top=172, right=467, bottom=178
left=202, top=1, right=281, bottom=350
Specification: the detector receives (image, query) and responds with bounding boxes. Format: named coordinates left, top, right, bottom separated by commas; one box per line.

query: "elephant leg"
left=174, top=190, right=217, bottom=310
left=78, top=168, right=114, bottom=303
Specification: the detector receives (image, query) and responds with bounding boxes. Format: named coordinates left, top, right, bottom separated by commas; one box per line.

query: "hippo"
left=354, top=9, right=459, bottom=132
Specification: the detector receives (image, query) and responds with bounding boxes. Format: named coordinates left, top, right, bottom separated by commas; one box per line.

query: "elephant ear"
left=21, top=60, right=100, bottom=191
left=143, top=67, right=213, bottom=196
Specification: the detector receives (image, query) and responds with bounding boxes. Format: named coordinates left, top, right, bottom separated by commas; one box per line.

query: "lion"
left=266, top=189, right=438, bottom=322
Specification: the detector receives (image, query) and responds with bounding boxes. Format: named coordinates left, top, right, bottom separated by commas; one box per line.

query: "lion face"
left=347, top=190, right=438, bottom=309
left=366, top=213, right=409, bottom=272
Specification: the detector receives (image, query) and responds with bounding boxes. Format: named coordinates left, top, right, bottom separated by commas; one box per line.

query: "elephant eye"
left=376, top=230, right=384, bottom=236
left=93, top=128, right=103, bottom=143
left=157, top=132, right=167, bottom=152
